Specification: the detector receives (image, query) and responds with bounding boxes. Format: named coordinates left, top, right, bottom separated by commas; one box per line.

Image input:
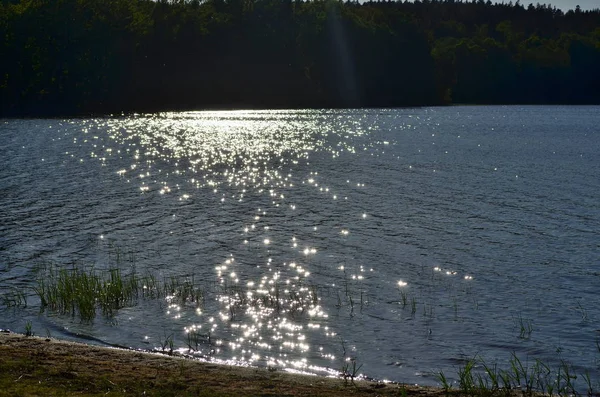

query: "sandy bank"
left=0, top=331, right=446, bottom=396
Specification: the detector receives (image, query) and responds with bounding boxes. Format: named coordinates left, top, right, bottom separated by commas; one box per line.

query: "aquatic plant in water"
left=436, top=353, right=593, bottom=396
left=1, top=288, right=27, bottom=308
left=24, top=321, right=33, bottom=337
left=34, top=264, right=204, bottom=322
left=339, top=337, right=363, bottom=385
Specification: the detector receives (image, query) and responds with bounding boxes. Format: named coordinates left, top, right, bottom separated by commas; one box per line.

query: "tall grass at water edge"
left=31, top=263, right=318, bottom=323
left=1, top=287, right=27, bottom=308
left=436, top=352, right=600, bottom=397
left=33, top=264, right=204, bottom=322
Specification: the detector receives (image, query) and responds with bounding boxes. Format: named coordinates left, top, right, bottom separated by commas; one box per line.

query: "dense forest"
left=1, top=0, right=599, bottom=116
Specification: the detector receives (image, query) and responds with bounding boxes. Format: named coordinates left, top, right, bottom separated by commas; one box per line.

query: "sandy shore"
left=0, top=331, right=448, bottom=396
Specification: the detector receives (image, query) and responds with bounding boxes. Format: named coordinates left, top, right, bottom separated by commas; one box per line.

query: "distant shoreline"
left=3, top=103, right=600, bottom=120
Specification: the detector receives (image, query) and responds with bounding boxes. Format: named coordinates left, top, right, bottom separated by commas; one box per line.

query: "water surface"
left=1, top=106, right=599, bottom=387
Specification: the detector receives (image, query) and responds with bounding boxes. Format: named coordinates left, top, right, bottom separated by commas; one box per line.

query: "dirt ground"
left=0, top=331, right=449, bottom=396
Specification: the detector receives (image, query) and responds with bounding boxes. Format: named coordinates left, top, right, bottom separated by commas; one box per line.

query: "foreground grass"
left=436, top=353, right=599, bottom=397
left=0, top=332, right=449, bottom=397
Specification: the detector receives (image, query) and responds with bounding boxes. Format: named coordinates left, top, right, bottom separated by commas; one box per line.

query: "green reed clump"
left=437, top=353, right=591, bottom=397
left=97, top=268, right=139, bottom=317
left=34, top=265, right=205, bottom=322
left=35, top=265, right=132, bottom=321
left=1, top=287, right=27, bottom=308
left=139, top=274, right=159, bottom=299
left=399, top=290, right=408, bottom=308
left=24, top=320, right=34, bottom=337
left=436, top=369, right=452, bottom=392
left=458, top=357, right=477, bottom=394
left=164, top=275, right=204, bottom=306
left=35, top=265, right=98, bottom=320
left=514, top=314, right=534, bottom=339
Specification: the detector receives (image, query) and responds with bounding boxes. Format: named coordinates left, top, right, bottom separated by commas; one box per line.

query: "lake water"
left=1, top=106, right=599, bottom=388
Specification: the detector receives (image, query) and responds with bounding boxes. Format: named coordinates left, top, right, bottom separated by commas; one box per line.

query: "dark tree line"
left=1, top=0, right=599, bottom=116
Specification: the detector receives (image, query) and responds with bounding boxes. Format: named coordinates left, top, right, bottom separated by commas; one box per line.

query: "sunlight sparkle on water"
left=68, top=110, right=395, bottom=377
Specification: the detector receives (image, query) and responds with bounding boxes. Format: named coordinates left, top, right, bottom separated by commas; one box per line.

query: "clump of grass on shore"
left=34, top=264, right=204, bottom=322
left=436, top=353, right=594, bottom=396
